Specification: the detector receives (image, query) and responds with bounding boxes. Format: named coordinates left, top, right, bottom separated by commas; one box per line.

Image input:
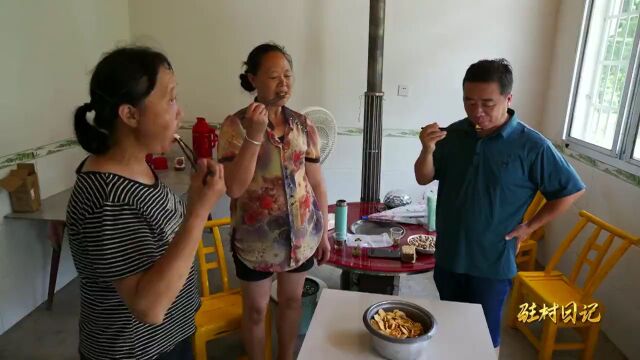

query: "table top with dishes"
left=298, top=289, right=496, bottom=360
left=327, top=202, right=436, bottom=276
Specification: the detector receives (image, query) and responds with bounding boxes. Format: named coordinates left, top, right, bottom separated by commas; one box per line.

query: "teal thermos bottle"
left=334, top=200, right=348, bottom=241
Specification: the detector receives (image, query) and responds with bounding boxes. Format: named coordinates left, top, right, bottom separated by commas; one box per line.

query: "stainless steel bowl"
left=363, top=300, right=437, bottom=360
left=351, top=220, right=405, bottom=237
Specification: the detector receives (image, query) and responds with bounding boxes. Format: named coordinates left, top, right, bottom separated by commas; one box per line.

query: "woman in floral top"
left=217, top=43, right=330, bottom=360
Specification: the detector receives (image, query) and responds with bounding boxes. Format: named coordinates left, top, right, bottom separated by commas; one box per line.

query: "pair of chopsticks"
left=173, top=134, right=214, bottom=185
left=419, top=126, right=478, bottom=132
left=262, top=94, right=285, bottom=106
left=420, top=126, right=457, bottom=131
left=419, top=126, right=463, bottom=131
left=241, top=94, right=285, bottom=128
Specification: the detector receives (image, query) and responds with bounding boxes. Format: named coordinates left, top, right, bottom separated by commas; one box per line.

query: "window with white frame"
left=568, top=0, right=640, bottom=174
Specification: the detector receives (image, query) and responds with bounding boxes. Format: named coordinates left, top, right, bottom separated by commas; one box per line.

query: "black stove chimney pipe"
left=360, top=0, right=385, bottom=203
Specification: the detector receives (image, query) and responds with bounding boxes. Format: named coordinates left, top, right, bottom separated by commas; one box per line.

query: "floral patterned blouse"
left=217, top=106, right=324, bottom=271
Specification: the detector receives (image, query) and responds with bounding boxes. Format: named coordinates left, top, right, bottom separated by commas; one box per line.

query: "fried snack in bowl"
left=363, top=300, right=437, bottom=360
left=407, top=234, right=436, bottom=254
left=369, top=308, right=425, bottom=339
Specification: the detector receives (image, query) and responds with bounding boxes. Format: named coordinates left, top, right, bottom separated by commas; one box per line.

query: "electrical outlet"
left=398, top=85, right=409, bottom=97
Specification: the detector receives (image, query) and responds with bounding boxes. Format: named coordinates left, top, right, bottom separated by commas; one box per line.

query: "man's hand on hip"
left=505, top=223, right=533, bottom=253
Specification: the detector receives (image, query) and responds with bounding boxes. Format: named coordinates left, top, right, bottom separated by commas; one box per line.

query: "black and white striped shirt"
left=66, top=162, right=200, bottom=360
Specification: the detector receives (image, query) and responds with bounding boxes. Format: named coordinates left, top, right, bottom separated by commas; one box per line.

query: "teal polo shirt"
left=433, top=109, right=585, bottom=279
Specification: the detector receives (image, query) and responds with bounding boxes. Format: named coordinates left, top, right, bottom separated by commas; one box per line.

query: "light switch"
left=398, top=85, right=409, bottom=97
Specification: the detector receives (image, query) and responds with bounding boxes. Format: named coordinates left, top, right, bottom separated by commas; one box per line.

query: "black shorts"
left=232, top=252, right=315, bottom=282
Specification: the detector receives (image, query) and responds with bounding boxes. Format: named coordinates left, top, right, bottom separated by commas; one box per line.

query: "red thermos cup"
left=192, top=117, right=218, bottom=161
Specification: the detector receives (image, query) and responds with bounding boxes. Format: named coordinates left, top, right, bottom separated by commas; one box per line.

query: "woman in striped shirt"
left=67, top=46, right=226, bottom=360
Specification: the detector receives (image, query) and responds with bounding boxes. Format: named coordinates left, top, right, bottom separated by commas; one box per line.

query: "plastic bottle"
left=426, top=190, right=437, bottom=232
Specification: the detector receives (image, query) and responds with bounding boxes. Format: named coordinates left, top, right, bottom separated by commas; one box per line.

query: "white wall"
left=0, top=0, right=130, bottom=156
left=128, top=0, right=560, bottom=204
left=128, top=0, right=368, bottom=131
left=0, top=0, right=130, bottom=334
left=540, top=0, right=640, bottom=358
left=383, top=0, right=559, bottom=129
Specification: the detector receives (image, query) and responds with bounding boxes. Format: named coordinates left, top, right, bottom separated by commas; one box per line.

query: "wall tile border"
left=3, top=128, right=637, bottom=189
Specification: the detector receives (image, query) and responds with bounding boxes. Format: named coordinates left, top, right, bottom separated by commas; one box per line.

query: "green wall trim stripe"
left=3, top=131, right=637, bottom=190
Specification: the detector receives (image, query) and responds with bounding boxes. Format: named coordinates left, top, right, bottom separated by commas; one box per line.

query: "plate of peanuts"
left=407, top=234, right=436, bottom=254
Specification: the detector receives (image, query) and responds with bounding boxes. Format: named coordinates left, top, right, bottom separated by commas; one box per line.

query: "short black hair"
left=463, top=58, right=513, bottom=95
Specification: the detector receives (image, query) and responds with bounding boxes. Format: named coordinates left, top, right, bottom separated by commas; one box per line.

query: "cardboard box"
left=0, top=163, right=41, bottom=212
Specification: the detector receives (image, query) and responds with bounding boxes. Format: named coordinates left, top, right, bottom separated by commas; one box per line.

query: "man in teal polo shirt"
left=414, top=59, right=585, bottom=351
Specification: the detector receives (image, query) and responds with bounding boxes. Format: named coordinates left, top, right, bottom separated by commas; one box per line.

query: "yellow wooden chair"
left=507, top=210, right=640, bottom=360
left=193, top=218, right=272, bottom=360
left=516, top=192, right=547, bottom=271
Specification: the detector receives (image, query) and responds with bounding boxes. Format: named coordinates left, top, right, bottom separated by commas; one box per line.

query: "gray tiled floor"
left=0, top=234, right=628, bottom=359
